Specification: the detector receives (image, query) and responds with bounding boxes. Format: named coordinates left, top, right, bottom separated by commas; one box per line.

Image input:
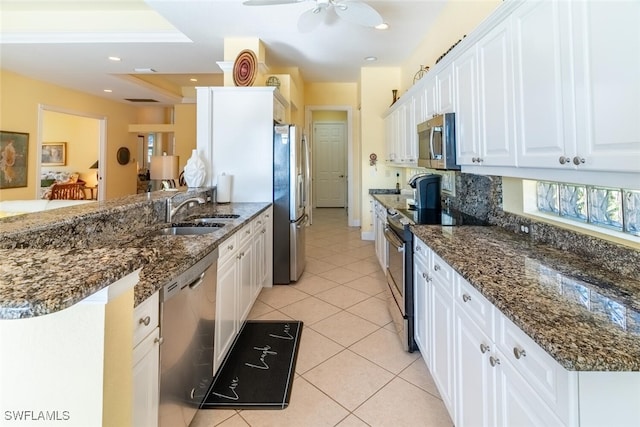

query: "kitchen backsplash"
left=450, top=172, right=639, bottom=279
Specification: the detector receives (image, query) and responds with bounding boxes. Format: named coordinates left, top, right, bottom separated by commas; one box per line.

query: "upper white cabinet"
left=437, top=63, right=455, bottom=114
left=570, top=1, right=640, bottom=172
left=454, top=46, right=481, bottom=166
left=514, top=0, right=640, bottom=172
left=384, top=98, right=418, bottom=167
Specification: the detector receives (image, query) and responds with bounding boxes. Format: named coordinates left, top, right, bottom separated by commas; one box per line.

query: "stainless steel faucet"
left=166, top=195, right=206, bottom=223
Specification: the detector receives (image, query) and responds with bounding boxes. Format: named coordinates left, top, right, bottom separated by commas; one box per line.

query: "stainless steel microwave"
left=417, top=113, right=460, bottom=170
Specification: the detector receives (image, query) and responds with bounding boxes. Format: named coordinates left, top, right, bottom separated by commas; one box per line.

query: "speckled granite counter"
left=0, top=190, right=270, bottom=319
left=371, top=193, right=640, bottom=371
left=411, top=225, right=640, bottom=372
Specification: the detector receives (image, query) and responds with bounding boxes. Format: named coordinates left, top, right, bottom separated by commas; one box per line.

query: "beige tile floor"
left=191, top=208, right=453, bottom=427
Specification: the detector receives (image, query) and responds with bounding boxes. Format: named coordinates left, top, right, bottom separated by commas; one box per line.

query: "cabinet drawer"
left=431, top=252, right=454, bottom=286
left=496, top=312, right=571, bottom=421
left=133, top=292, right=159, bottom=346
left=253, top=212, right=267, bottom=233
left=238, top=223, right=253, bottom=247
left=413, top=237, right=431, bottom=264
left=455, top=276, right=494, bottom=336
left=218, top=234, right=238, bottom=262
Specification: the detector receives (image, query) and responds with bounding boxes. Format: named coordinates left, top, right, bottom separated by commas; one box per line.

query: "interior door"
left=313, top=122, right=346, bottom=208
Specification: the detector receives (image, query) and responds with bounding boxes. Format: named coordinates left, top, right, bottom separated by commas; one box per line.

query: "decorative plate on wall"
left=117, top=147, right=130, bottom=165
left=233, top=49, right=258, bottom=87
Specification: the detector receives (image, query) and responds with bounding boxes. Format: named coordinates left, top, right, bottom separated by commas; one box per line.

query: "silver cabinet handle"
left=462, top=294, right=471, bottom=303
left=513, top=347, right=527, bottom=359
left=416, top=246, right=421, bottom=252
left=490, top=356, right=501, bottom=367
left=236, top=254, right=242, bottom=259
left=573, top=156, right=585, bottom=165
left=246, top=229, right=251, bottom=234
left=559, top=156, right=571, bottom=165
left=434, top=264, right=441, bottom=271
left=154, top=337, right=163, bottom=345
left=139, top=316, right=151, bottom=326
left=261, top=229, right=266, bottom=234
left=228, top=244, right=234, bottom=251
left=480, top=343, right=490, bottom=354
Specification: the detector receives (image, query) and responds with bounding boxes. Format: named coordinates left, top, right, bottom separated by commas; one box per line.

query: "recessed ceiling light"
left=375, top=22, right=389, bottom=30
left=365, top=56, right=378, bottom=62
left=190, top=78, right=198, bottom=82
left=103, top=89, right=112, bottom=93
left=134, top=68, right=156, bottom=73
left=108, top=56, right=121, bottom=62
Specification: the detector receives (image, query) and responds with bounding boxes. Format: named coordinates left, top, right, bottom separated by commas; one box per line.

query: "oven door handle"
left=383, top=227, right=404, bottom=252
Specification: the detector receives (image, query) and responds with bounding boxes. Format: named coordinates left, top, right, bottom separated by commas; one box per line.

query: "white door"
left=314, top=122, right=346, bottom=208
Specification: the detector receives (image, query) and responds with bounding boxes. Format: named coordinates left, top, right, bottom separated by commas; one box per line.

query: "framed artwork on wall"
left=42, top=142, right=66, bottom=166
left=0, top=130, right=29, bottom=189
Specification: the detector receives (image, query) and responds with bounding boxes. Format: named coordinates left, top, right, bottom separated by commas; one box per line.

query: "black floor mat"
left=200, top=320, right=303, bottom=410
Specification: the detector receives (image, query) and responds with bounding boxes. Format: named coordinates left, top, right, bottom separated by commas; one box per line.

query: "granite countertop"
left=371, top=194, right=640, bottom=371
left=0, top=195, right=269, bottom=319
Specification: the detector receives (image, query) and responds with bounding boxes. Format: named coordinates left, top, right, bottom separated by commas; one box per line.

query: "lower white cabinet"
left=214, top=210, right=273, bottom=375
left=132, top=292, right=160, bottom=427
left=373, top=201, right=387, bottom=270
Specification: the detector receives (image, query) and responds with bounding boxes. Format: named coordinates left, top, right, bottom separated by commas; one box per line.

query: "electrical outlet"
left=519, top=225, right=530, bottom=234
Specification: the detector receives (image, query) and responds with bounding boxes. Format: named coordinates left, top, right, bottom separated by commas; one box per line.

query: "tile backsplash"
left=449, top=172, right=639, bottom=279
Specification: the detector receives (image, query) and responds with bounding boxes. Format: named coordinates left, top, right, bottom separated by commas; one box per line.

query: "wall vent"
left=125, top=98, right=159, bottom=103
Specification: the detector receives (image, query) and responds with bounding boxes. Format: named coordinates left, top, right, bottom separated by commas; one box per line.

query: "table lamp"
left=150, top=153, right=179, bottom=191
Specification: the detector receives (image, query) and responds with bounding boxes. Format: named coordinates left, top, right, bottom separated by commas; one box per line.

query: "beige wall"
left=0, top=69, right=139, bottom=200
left=173, top=104, right=197, bottom=173
left=312, top=110, right=347, bottom=122
left=359, top=67, right=403, bottom=233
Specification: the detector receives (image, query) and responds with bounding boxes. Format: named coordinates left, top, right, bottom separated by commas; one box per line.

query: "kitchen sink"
left=153, top=222, right=226, bottom=236
left=193, top=214, right=240, bottom=224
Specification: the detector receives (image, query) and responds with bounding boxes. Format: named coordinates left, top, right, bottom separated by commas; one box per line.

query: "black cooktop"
left=393, top=207, right=491, bottom=226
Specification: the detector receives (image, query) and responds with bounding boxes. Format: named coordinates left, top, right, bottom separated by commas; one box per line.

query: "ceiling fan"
left=242, top=0, right=384, bottom=31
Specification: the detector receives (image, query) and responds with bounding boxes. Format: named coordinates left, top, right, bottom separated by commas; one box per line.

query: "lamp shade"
left=150, top=155, right=179, bottom=180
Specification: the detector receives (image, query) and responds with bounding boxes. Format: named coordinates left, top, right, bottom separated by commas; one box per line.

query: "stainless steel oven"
left=383, top=209, right=416, bottom=352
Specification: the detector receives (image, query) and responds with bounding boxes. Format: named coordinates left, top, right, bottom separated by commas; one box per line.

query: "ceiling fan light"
left=375, top=22, right=389, bottom=30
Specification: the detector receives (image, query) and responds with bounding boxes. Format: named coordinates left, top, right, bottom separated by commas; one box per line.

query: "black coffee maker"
left=408, top=173, right=441, bottom=210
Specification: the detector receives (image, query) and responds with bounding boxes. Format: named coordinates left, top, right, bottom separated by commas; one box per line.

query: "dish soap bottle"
left=395, top=172, right=400, bottom=193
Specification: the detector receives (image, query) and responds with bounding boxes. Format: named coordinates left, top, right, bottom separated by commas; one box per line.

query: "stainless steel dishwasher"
left=158, top=248, right=218, bottom=427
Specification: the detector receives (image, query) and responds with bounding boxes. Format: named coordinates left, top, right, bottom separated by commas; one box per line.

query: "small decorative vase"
left=183, top=149, right=206, bottom=188
left=391, top=89, right=398, bottom=106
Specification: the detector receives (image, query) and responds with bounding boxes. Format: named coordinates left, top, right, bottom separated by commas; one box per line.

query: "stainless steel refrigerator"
left=273, top=124, right=309, bottom=284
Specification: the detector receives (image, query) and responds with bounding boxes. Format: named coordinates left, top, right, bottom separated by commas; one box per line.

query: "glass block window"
left=536, top=181, right=639, bottom=237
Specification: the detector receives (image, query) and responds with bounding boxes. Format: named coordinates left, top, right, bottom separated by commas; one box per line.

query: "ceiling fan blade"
left=297, top=5, right=327, bottom=33
left=243, top=0, right=305, bottom=5
left=333, top=0, right=383, bottom=27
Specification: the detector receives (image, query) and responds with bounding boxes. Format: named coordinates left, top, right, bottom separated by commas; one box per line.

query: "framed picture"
left=42, top=142, right=67, bottom=166
left=0, top=130, right=29, bottom=189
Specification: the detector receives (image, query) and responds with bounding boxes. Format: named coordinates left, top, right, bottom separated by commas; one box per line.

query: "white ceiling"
left=0, top=0, right=449, bottom=106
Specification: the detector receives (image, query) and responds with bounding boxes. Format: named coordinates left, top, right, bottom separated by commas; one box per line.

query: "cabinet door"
left=572, top=1, right=640, bottom=172
left=237, top=238, right=254, bottom=324
left=424, top=76, right=439, bottom=119
left=478, top=21, right=517, bottom=167
left=253, top=219, right=266, bottom=294
left=385, top=113, right=396, bottom=163
left=454, top=308, right=495, bottom=427
left=413, top=253, right=430, bottom=363
left=454, top=47, right=481, bottom=166
left=438, top=63, right=455, bottom=114
left=513, top=1, right=574, bottom=169
left=431, top=278, right=455, bottom=413
left=404, top=96, right=418, bottom=165
left=133, top=327, right=160, bottom=427
left=215, top=256, right=237, bottom=374
left=495, top=349, right=566, bottom=427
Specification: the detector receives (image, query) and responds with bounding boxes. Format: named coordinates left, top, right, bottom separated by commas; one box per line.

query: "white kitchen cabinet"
left=403, top=95, right=418, bottom=166
left=132, top=291, right=160, bottom=427
left=454, top=46, right=481, bottom=167
left=570, top=0, right=640, bottom=172
left=214, top=213, right=271, bottom=375
left=413, top=237, right=431, bottom=366
left=460, top=19, right=517, bottom=167
left=214, top=234, right=239, bottom=374
left=513, top=0, right=640, bottom=173
left=437, top=63, right=455, bottom=114
left=413, top=236, right=455, bottom=415
left=430, top=256, right=455, bottom=415
left=373, top=200, right=387, bottom=271
left=237, top=223, right=255, bottom=324
left=133, top=327, right=160, bottom=427
left=454, top=305, right=495, bottom=427
left=254, top=207, right=273, bottom=290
